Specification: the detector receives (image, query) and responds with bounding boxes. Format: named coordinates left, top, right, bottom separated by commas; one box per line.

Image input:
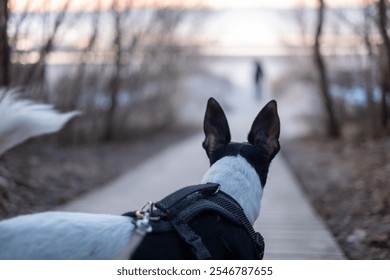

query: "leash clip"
left=116, top=202, right=153, bottom=259
left=134, top=201, right=153, bottom=234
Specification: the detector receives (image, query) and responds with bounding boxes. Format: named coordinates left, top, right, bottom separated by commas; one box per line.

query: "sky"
left=9, top=0, right=367, bottom=12
left=205, top=0, right=365, bottom=9
left=8, top=0, right=369, bottom=57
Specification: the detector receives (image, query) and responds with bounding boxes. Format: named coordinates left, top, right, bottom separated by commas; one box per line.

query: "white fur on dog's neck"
left=201, top=155, right=263, bottom=225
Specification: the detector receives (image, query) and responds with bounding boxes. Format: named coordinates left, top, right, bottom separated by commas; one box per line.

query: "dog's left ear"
left=203, top=98, right=231, bottom=159
left=248, top=100, right=280, bottom=159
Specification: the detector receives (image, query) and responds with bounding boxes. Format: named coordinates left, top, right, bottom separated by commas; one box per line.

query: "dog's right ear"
left=203, top=98, right=231, bottom=159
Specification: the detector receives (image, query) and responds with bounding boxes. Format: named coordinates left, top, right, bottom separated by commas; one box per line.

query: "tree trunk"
left=0, top=0, right=10, bottom=87
left=313, top=0, right=340, bottom=138
left=103, top=1, right=122, bottom=142
left=377, top=0, right=390, bottom=129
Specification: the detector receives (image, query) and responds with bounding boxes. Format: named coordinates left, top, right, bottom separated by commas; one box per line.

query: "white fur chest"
left=201, top=155, right=263, bottom=225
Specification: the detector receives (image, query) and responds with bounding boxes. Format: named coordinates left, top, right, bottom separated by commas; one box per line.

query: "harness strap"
left=207, top=193, right=265, bottom=259
left=149, top=200, right=241, bottom=233
left=172, top=217, right=211, bottom=260
left=178, top=199, right=241, bottom=226
left=155, top=183, right=220, bottom=211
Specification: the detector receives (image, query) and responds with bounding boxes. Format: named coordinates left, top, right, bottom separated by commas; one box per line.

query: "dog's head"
left=203, top=97, right=280, bottom=187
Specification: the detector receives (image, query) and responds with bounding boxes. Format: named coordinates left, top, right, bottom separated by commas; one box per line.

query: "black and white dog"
left=0, top=91, right=280, bottom=259
left=132, top=98, right=280, bottom=259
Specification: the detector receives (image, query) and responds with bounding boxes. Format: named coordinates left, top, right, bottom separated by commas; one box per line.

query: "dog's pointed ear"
left=248, top=100, right=280, bottom=159
left=203, top=98, right=231, bottom=159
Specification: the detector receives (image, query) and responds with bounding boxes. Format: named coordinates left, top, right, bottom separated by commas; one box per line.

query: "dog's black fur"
left=132, top=98, right=280, bottom=259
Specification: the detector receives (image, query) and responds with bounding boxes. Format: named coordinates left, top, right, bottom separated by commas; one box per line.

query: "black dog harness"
left=123, top=183, right=265, bottom=259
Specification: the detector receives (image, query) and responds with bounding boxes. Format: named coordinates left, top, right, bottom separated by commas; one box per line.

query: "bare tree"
left=377, top=0, right=390, bottom=129
left=103, top=0, right=123, bottom=141
left=362, top=1, right=376, bottom=136
left=313, top=0, right=340, bottom=138
left=0, top=0, right=10, bottom=87
left=65, top=1, right=101, bottom=110
left=329, top=3, right=381, bottom=137
left=4, top=0, right=198, bottom=143
left=20, top=0, right=73, bottom=101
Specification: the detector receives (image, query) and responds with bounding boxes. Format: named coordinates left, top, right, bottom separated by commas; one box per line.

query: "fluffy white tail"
left=0, top=89, right=80, bottom=156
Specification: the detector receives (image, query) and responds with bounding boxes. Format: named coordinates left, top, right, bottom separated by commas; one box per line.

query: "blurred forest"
left=281, top=0, right=390, bottom=140
left=2, top=0, right=389, bottom=143
left=0, top=0, right=201, bottom=143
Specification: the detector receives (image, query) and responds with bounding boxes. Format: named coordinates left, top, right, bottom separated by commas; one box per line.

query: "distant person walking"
left=254, top=61, right=263, bottom=100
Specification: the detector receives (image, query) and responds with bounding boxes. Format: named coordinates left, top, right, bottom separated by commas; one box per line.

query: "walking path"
left=59, top=59, right=345, bottom=259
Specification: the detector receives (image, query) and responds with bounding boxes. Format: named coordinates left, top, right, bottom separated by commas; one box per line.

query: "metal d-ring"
left=212, top=185, right=220, bottom=195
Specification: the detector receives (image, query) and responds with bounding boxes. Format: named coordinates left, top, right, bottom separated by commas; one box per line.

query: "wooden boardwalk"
left=59, top=93, right=345, bottom=259
left=256, top=156, right=345, bottom=259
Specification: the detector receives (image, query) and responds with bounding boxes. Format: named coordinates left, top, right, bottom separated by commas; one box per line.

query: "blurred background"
left=0, top=0, right=389, bottom=259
